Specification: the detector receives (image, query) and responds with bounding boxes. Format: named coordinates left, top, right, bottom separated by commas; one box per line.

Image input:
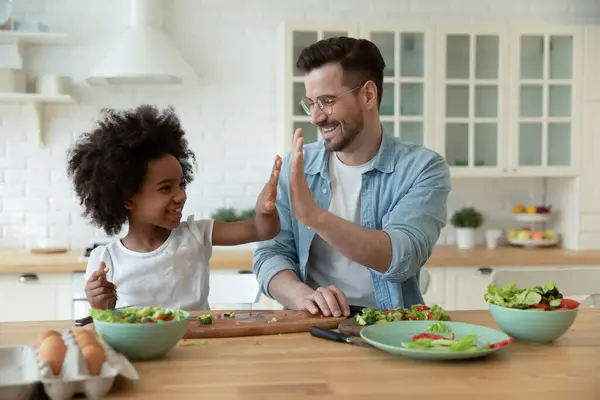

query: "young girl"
left=67, top=105, right=281, bottom=311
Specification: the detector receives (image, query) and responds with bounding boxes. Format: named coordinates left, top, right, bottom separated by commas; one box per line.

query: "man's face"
left=303, top=62, right=364, bottom=152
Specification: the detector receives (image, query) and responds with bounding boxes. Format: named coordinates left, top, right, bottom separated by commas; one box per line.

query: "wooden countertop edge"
left=0, top=246, right=599, bottom=274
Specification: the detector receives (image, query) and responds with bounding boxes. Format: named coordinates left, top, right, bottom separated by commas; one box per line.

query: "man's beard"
left=322, top=116, right=364, bottom=152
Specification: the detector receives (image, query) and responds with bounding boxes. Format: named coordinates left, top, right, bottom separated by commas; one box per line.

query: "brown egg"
left=34, top=330, right=62, bottom=348
left=75, top=332, right=98, bottom=349
left=38, top=335, right=67, bottom=376
left=81, top=344, right=105, bottom=376
left=73, top=328, right=92, bottom=337
left=76, top=337, right=98, bottom=350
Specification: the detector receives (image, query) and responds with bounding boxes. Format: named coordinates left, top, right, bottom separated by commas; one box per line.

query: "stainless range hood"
left=85, top=0, right=198, bottom=86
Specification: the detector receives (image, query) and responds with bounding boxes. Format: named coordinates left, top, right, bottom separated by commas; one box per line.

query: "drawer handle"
left=19, top=273, right=39, bottom=283
left=237, top=270, right=253, bottom=274
left=477, top=268, right=493, bottom=275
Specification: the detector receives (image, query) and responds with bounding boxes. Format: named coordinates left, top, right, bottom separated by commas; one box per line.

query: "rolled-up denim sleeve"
left=253, top=153, right=300, bottom=298
left=379, top=152, right=451, bottom=282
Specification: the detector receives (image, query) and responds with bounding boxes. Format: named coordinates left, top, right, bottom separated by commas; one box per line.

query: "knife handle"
left=310, top=326, right=349, bottom=343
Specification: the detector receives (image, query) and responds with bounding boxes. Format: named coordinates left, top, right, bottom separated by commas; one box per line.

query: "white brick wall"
left=0, top=0, right=598, bottom=249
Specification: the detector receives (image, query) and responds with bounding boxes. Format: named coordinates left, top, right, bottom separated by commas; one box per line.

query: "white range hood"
left=85, top=0, right=198, bottom=86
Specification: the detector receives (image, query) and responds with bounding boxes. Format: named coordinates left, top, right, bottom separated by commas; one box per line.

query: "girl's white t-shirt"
left=83, top=216, right=214, bottom=311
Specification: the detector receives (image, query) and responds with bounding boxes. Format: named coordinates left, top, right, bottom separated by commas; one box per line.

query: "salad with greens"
left=484, top=281, right=580, bottom=311
left=401, top=322, right=514, bottom=352
left=90, top=306, right=188, bottom=323
left=356, top=304, right=451, bottom=326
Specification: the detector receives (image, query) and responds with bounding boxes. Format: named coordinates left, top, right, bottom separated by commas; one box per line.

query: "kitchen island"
left=1, top=309, right=598, bottom=399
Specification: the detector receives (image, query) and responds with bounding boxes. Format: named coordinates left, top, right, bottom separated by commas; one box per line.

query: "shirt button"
left=322, top=189, right=327, bottom=194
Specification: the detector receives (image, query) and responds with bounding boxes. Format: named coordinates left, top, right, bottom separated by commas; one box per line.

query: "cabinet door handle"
left=19, top=273, right=39, bottom=282
left=477, top=268, right=493, bottom=275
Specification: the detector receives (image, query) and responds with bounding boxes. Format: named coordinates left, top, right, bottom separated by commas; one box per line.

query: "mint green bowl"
left=488, top=302, right=577, bottom=343
left=93, top=310, right=190, bottom=361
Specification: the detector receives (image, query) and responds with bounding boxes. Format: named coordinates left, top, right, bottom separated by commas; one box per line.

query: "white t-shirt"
left=305, top=154, right=378, bottom=309
left=84, top=216, right=214, bottom=311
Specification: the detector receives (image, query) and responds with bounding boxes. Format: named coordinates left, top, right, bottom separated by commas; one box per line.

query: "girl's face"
left=125, top=153, right=187, bottom=230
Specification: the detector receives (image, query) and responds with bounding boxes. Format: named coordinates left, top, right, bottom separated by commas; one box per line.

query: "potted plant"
left=450, top=207, right=484, bottom=249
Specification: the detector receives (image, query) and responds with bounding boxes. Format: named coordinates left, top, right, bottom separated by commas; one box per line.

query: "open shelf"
left=0, top=93, right=74, bottom=103
left=0, top=30, right=68, bottom=45
left=0, top=29, right=73, bottom=146
left=0, top=92, right=76, bottom=146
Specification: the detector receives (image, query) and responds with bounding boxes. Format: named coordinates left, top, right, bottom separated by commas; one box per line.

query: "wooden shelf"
left=0, top=93, right=74, bottom=103
left=0, top=92, right=76, bottom=146
left=0, top=30, right=68, bottom=45
left=0, top=31, right=73, bottom=146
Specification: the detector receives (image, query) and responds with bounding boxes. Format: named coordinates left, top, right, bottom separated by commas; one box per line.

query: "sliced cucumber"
left=549, top=298, right=562, bottom=308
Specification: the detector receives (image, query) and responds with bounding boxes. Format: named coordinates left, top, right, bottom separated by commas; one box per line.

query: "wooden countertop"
left=1, top=309, right=598, bottom=398
left=0, top=245, right=599, bottom=275
left=0, top=249, right=256, bottom=274
left=425, top=245, right=600, bottom=266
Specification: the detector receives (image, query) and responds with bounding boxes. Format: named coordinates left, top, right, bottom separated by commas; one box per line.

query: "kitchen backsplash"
left=0, top=0, right=598, bottom=249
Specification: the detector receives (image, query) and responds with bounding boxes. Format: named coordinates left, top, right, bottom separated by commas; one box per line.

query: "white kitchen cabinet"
left=508, top=27, right=583, bottom=177
left=281, top=21, right=583, bottom=179
left=359, top=23, right=435, bottom=149
left=421, top=267, right=446, bottom=309
left=0, top=272, right=72, bottom=322
left=436, top=26, right=508, bottom=177
left=208, top=269, right=283, bottom=310
left=444, top=267, right=494, bottom=310
left=437, top=26, right=582, bottom=178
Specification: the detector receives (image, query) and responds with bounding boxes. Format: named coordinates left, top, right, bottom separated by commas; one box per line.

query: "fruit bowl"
left=488, top=302, right=578, bottom=343
left=506, top=228, right=559, bottom=248
left=506, top=236, right=560, bottom=248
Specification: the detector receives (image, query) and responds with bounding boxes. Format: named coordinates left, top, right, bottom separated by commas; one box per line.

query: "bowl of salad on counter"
left=90, top=306, right=190, bottom=361
left=485, top=281, right=580, bottom=343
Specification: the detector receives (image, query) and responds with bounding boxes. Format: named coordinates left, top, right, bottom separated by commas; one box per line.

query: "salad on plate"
left=484, top=281, right=580, bottom=311
left=401, top=322, right=514, bottom=352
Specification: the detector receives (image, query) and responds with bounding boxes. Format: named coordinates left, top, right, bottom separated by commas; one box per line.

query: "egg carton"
left=0, top=329, right=139, bottom=400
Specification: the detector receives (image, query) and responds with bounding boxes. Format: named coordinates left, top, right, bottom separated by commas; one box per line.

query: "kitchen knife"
left=348, top=305, right=366, bottom=316
left=310, top=326, right=372, bottom=348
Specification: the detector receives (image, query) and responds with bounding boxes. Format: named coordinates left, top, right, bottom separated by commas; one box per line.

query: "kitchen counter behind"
left=0, top=249, right=257, bottom=274
left=0, top=245, right=599, bottom=275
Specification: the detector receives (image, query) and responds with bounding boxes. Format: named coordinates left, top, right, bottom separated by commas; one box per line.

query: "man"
left=253, top=36, right=451, bottom=318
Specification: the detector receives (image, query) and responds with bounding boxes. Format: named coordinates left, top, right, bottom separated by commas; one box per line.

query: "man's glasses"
left=298, top=84, right=364, bottom=116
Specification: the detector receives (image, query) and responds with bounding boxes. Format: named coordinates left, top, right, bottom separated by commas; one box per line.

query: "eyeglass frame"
left=298, top=82, right=366, bottom=116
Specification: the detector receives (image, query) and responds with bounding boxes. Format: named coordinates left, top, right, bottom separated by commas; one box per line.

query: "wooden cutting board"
left=185, top=309, right=348, bottom=339
left=337, top=317, right=365, bottom=337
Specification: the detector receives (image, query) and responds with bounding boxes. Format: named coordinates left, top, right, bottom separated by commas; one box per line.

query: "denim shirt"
left=252, top=130, right=451, bottom=309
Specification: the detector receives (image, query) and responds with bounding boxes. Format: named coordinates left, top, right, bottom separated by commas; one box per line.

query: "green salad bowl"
left=488, top=302, right=578, bottom=343
left=91, top=307, right=190, bottom=361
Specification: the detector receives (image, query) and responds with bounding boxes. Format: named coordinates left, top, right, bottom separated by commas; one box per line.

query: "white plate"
left=514, top=213, right=551, bottom=223
left=507, top=237, right=559, bottom=248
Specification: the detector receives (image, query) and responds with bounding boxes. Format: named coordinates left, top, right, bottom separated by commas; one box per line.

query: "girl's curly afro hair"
left=67, top=105, right=196, bottom=236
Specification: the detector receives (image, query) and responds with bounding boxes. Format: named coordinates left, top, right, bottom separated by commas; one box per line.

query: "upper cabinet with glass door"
left=282, top=23, right=358, bottom=154
left=436, top=28, right=508, bottom=177
left=360, top=24, right=434, bottom=148
left=511, top=28, right=582, bottom=176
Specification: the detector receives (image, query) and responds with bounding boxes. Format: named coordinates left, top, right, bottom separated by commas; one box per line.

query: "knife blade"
left=348, top=305, right=366, bottom=316
left=310, top=326, right=372, bottom=348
